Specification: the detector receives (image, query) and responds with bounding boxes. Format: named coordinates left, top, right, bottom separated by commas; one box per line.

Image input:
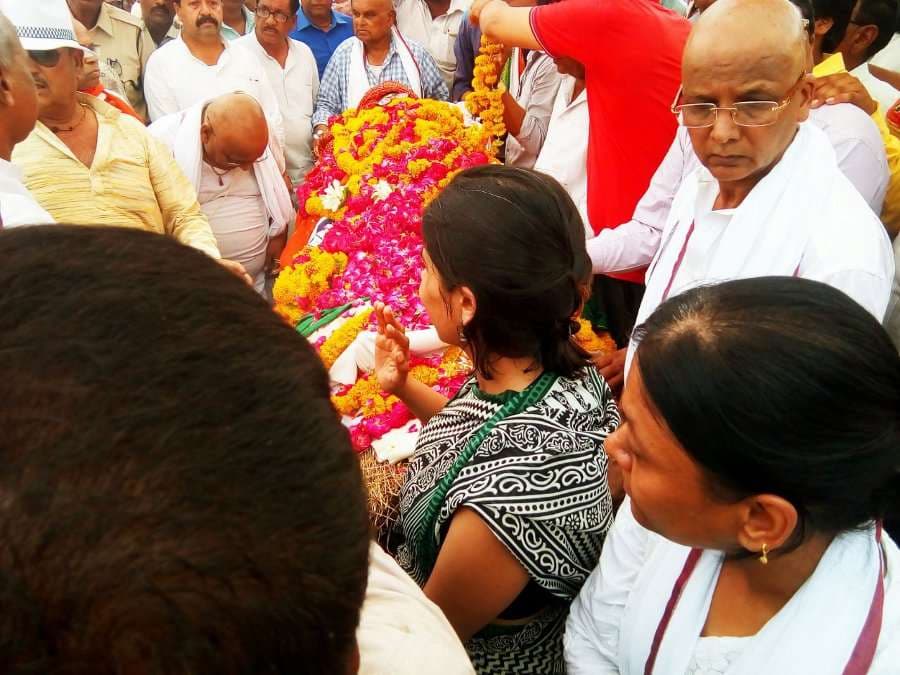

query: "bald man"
left=150, top=92, right=295, bottom=296
left=618, top=0, right=893, bottom=371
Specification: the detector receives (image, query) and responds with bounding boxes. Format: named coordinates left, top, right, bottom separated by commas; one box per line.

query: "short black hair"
left=0, top=226, right=370, bottom=675
left=853, top=0, right=899, bottom=58
left=422, top=165, right=592, bottom=379
left=634, top=277, right=900, bottom=543
left=812, top=0, right=855, bottom=51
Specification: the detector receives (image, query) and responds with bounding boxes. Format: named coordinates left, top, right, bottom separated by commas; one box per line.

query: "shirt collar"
left=94, top=2, right=115, bottom=37
left=814, top=52, right=847, bottom=78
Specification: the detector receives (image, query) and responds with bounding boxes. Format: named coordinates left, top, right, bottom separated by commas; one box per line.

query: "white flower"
left=372, top=180, right=392, bottom=203
left=321, top=179, right=347, bottom=212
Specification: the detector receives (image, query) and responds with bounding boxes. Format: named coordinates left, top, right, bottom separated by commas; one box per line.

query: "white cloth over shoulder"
left=358, top=543, right=475, bottom=675
left=564, top=497, right=900, bottom=675
left=0, top=158, right=54, bottom=228
left=348, top=28, right=422, bottom=107
left=627, top=122, right=894, bottom=371
left=148, top=102, right=294, bottom=237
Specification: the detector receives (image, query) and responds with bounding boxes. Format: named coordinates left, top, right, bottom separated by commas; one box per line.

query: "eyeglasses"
left=27, top=50, right=62, bottom=68
left=256, top=5, right=292, bottom=23
left=671, top=74, right=806, bottom=128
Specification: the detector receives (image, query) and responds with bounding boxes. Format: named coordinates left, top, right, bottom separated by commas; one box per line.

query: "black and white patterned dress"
left=395, top=367, right=619, bottom=674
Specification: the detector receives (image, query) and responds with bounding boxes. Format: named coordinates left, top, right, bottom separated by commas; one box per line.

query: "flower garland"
left=574, top=318, right=618, bottom=355
left=272, top=247, right=348, bottom=326
left=464, top=36, right=506, bottom=147
left=319, top=307, right=375, bottom=370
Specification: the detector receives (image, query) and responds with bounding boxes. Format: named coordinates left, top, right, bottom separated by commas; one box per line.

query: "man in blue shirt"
left=290, top=0, right=354, bottom=76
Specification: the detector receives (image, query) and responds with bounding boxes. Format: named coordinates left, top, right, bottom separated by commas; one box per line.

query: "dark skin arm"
left=424, top=507, right=531, bottom=641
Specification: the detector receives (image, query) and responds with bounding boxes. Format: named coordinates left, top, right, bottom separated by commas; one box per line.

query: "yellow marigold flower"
left=319, top=307, right=374, bottom=370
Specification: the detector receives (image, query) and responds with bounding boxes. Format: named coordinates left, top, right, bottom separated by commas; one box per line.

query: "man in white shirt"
left=150, top=92, right=294, bottom=295
left=627, top=0, right=893, bottom=369
left=0, top=10, right=54, bottom=227
left=144, top=0, right=284, bottom=153
left=394, top=0, right=470, bottom=90
left=502, top=46, right=559, bottom=168
left=237, top=0, right=318, bottom=189
left=533, top=56, right=588, bottom=232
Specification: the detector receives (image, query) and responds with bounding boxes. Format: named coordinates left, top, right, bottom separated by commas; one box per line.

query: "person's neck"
left=364, top=36, right=391, bottom=64
left=307, top=9, right=332, bottom=30
left=723, top=533, right=834, bottom=615
left=70, top=2, right=102, bottom=29
left=571, top=78, right=586, bottom=101
left=224, top=5, right=246, bottom=29
left=425, top=0, right=452, bottom=19
left=262, top=34, right=289, bottom=65
left=148, top=19, right=174, bottom=45
left=473, top=355, right=543, bottom=396
left=183, top=33, right=226, bottom=65
left=39, top=98, right=82, bottom=132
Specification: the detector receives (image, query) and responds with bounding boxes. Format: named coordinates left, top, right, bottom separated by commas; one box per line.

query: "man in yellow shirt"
left=9, top=0, right=249, bottom=281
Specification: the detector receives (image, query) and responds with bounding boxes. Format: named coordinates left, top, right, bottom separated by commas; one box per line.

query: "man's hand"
left=811, top=72, right=878, bottom=116
left=312, top=125, right=328, bottom=159
left=593, top=347, right=627, bottom=395
left=218, top=258, right=253, bottom=286
left=266, top=230, right=288, bottom=274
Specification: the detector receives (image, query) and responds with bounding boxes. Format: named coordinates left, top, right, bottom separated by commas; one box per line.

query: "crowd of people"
left=0, top=0, right=899, bottom=674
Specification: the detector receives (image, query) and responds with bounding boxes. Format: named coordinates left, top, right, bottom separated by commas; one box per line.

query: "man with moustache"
left=138, top=0, right=180, bottom=53
left=143, top=0, right=283, bottom=152
left=237, top=0, right=318, bottom=188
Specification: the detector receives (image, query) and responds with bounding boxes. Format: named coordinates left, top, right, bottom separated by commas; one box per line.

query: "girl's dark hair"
left=422, top=165, right=591, bottom=379
left=634, top=277, right=900, bottom=539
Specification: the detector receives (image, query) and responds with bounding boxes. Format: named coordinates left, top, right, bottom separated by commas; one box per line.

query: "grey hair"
left=0, top=11, right=22, bottom=71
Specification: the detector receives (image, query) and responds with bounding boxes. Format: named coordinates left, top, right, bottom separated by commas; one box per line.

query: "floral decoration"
left=464, top=36, right=507, bottom=148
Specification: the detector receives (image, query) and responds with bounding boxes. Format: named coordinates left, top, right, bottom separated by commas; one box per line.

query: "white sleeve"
left=143, top=52, right=179, bottom=123
left=819, top=268, right=893, bottom=322
left=565, top=498, right=653, bottom=675
left=831, top=135, right=889, bottom=215
left=587, top=129, right=693, bottom=274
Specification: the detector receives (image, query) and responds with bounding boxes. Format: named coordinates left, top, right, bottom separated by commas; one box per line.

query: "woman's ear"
left=456, top=286, right=477, bottom=328
left=735, top=494, right=799, bottom=557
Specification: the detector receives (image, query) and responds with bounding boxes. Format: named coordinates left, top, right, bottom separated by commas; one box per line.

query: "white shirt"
left=236, top=33, right=319, bottom=187
left=533, top=76, right=591, bottom=236
left=358, top=543, right=475, bottom=675
left=143, top=37, right=285, bottom=154
left=394, top=0, right=471, bottom=90
left=504, top=49, right=561, bottom=169
left=0, top=158, right=54, bottom=228
left=852, top=62, right=900, bottom=113
left=198, top=162, right=268, bottom=293
left=871, top=33, right=900, bottom=72
left=886, top=235, right=900, bottom=350
left=588, top=110, right=890, bottom=275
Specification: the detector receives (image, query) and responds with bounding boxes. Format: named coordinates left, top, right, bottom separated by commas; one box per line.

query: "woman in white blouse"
left=565, top=276, right=900, bottom=675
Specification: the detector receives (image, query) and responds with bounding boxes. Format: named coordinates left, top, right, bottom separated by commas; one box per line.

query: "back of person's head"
left=421, top=165, right=591, bottom=379
left=634, top=277, right=900, bottom=542
left=853, top=0, right=899, bottom=58
left=812, top=0, right=855, bottom=51
left=0, top=226, right=370, bottom=675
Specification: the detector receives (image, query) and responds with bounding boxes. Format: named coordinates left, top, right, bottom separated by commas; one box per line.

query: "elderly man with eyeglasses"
left=4, top=0, right=254, bottom=285
left=150, top=92, right=294, bottom=295
left=612, top=0, right=893, bottom=371
left=237, top=0, right=318, bottom=190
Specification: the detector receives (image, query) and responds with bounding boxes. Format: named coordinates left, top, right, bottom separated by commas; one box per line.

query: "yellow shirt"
left=815, top=52, right=900, bottom=237
left=13, top=95, right=221, bottom=259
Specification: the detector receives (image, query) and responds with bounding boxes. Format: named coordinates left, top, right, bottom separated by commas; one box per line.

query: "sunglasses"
left=27, top=49, right=63, bottom=68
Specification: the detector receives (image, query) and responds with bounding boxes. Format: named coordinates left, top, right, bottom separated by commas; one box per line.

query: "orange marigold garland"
left=573, top=318, right=617, bottom=355
left=464, top=36, right=506, bottom=148
left=319, top=307, right=375, bottom=370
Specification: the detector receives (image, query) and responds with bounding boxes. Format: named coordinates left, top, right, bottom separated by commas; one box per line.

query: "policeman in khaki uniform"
left=67, top=0, right=147, bottom=120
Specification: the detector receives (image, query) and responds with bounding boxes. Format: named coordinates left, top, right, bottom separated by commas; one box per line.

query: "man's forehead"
left=683, top=49, right=797, bottom=90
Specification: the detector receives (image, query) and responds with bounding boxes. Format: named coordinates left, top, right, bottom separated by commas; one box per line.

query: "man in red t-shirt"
left=470, top=0, right=690, bottom=390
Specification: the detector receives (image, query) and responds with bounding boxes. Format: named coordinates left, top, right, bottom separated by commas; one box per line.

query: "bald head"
left=201, top=92, right=269, bottom=172
left=685, top=0, right=809, bottom=79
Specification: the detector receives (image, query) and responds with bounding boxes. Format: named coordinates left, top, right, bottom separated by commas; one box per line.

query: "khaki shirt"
left=87, top=2, right=147, bottom=121
left=12, top=94, right=220, bottom=259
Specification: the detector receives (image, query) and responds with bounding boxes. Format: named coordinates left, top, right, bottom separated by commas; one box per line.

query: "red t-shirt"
left=531, top=0, right=690, bottom=283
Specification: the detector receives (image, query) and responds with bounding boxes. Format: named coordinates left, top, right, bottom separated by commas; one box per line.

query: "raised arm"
left=470, top=0, right=541, bottom=51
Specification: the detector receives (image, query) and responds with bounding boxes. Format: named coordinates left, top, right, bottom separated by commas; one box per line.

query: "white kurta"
left=143, top=37, right=285, bottom=154
left=627, top=123, right=894, bottom=371
left=357, top=543, right=475, bottom=675
left=0, top=158, right=54, bottom=228
left=236, top=32, right=319, bottom=188
left=198, top=163, right=268, bottom=293
left=533, top=76, right=591, bottom=237
left=394, top=0, right=470, bottom=90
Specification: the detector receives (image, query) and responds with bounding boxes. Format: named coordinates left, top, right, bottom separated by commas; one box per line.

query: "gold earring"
left=759, top=543, right=769, bottom=565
